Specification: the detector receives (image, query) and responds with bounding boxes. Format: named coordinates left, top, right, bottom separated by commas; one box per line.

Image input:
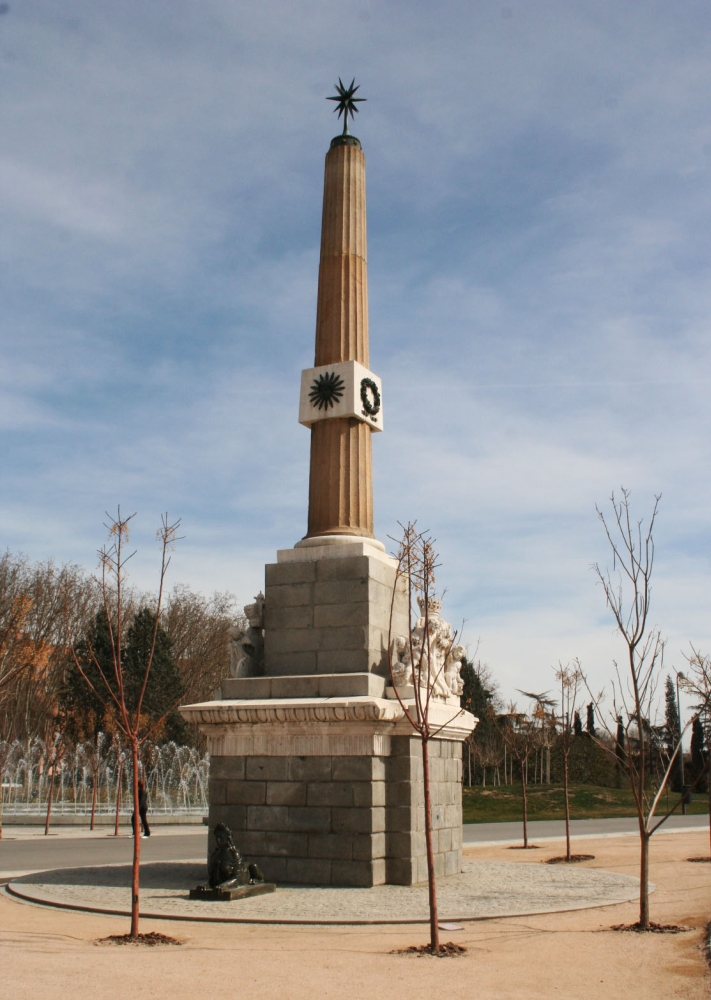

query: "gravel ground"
left=6, top=858, right=641, bottom=924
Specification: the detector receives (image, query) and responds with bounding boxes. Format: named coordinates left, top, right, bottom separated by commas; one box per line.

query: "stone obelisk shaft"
left=306, top=139, right=373, bottom=539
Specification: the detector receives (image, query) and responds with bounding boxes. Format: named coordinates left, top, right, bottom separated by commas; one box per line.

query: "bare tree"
left=0, top=554, right=35, bottom=701
left=387, top=523, right=469, bottom=955
left=501, top=705, right=540, bottom=848
left=471, top=705, right=504, bottom=787
left=519, top=689, right=556, bottom=785
left=0, top=554, right=99, bottom=742
left=43, top=731, right=64, bottom=835
left=681, top=648, right=711, bottom=857
left=79, top=731, right=108, bottom=831
left=162, top=585, right=241, bottom=704
left=587, top=489, right=710, bottom=929
left=554, top=661, right=583, bottom=862
left=69, top=510, right=183, bottom=939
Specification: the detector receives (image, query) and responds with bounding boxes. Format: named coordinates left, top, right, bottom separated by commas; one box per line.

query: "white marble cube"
left=299, top=360, right=383, bottom=431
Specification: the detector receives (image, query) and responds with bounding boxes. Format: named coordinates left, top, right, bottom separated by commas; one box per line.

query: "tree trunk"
left=44, top=769, right=54, bottom=836
left=563, top=752, right=571, bottom=862
left=639, top=828, right=650, bottom=929
left=130, top=738, right=141, bottom=938
left=421, top=737, right=440, bottom=953
left=114, top=762, right=122, bottom=837
left=521, top=768, right=529, bottom=848
left=90, top=776, right=97, bottom=831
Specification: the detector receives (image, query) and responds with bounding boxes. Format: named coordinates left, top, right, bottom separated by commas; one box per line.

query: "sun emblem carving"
left=309, top=371, right=345, bottom=410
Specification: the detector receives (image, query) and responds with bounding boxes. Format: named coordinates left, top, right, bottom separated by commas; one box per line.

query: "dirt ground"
left=1, top=830, right=710, bottom=1000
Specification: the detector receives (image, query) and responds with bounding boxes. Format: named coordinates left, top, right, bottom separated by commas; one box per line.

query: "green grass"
left=462, top=783, right=710, bottom=824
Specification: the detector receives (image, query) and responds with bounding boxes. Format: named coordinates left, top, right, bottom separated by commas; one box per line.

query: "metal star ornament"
left=327, top=78, right=366, bottom=135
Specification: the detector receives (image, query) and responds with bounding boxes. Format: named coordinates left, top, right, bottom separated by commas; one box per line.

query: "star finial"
left=326, top=78, right=366, bottom=136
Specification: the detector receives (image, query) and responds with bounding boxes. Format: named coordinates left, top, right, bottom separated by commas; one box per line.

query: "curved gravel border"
left=5, top=859, right=643, bottom=925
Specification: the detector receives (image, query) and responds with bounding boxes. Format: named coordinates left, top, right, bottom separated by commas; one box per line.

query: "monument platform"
left=5, top=859, right=643, bottom=924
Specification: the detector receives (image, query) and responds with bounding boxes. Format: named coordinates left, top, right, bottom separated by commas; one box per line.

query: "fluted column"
left=306, top=136, right=373, bottom=539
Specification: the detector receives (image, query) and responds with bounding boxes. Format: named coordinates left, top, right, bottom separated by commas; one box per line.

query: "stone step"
left=221, top=672, right=387, bottom=701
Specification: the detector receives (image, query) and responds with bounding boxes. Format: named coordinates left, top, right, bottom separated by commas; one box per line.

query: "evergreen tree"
left=664, top=675, right=684, bottom=794
left=586, top=702, right=596, bottom=737
left=60, top=611, right=117, bottom=741
left=460, top=659, right=500, bottom=786
left=122, top=608, right=189, bottom=744
left=460, top=658, right=493, bottom=719
left=61, top=607, right=190, bottom=744
left=690, top=715, right=707, bottom=793
left=573, top=710, right=583, bottom=737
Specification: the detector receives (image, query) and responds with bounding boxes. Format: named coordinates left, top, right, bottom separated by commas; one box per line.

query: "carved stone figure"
left=208, top=822, right=264, bottom=890
left=389, top=597, right=464, bottom=703
left=190, top=822, right=275, bottom=901
left=229, top=592, right=265, bottom=678
left=390, top=634, right=414, bottom=687
left=444, top=643, right=466, bottom=697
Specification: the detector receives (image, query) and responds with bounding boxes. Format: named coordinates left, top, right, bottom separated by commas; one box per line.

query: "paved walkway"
left=5, top=858, right=641, bottom=925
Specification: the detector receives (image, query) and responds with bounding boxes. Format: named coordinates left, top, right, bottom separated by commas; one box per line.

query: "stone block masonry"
left=263, top=552, right=409, bottom=682
left=208, top=737, right=463, bottom=886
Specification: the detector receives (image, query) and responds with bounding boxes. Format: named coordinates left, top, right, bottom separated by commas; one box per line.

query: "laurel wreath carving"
left=360, top=377, right=381, bottom=419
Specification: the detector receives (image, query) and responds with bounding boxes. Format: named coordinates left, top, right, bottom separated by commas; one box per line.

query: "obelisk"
left=181, top=83, right=475, bottom=888
left=306, top=125, right=374, bottom=538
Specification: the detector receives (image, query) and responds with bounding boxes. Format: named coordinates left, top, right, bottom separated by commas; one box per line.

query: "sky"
left=2, top=1, right=710, bottom=719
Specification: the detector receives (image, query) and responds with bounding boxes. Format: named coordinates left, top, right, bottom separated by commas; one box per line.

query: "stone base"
left=263, top=547, right=409, bottom=685
left=189, top=883, right=276, bottom=901
left=203, top=734, right=465, bottom=887
left=181, top=541, right=477, bottom=889
left=181, top=696, right=475, bottom=886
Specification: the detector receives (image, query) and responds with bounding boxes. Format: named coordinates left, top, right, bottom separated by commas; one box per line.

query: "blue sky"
left=2, top=1, right=710, bottom=714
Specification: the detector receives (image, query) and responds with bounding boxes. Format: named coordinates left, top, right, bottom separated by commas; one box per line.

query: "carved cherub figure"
left=444, top=643, right=466, bottom=697
left=390, top=634, right=414, bottom=686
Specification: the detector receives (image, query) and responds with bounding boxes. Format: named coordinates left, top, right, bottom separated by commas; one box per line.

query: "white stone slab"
left=278, top=535, right=395, bottom=566
left=179, top=696, right=477, bottom=756
left=298, top=360, right=383, bottom=431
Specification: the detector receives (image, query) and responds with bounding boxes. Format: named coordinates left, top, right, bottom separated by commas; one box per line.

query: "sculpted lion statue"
left=207, top=823, right=264, bottom=890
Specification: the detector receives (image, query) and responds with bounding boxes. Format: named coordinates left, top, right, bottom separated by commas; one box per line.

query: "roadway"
left=1, top=814, right=707, bottom=881
left=0, top=826, right=207, bottom=881
left=462, top=813, right=707, bottom=844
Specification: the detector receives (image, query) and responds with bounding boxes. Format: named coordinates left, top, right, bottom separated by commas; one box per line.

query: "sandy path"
left=1, top=829, right=709, bottom=1000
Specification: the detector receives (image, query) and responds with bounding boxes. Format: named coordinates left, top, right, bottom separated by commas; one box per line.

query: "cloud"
left=2, top=0, right=711, bottom=703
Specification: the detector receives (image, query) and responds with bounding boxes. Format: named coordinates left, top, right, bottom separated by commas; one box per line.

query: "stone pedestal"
left=181, top=693, right=473, bottom=887
left=181, top=541, right=477, bottom=887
